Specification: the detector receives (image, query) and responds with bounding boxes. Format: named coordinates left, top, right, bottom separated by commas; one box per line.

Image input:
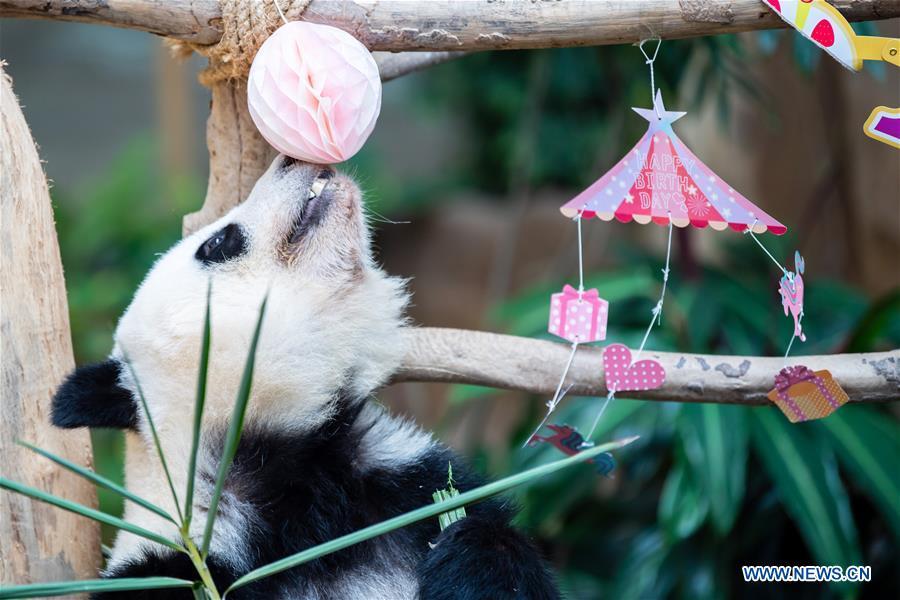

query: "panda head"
left=54, top=156, right=408, bottom=434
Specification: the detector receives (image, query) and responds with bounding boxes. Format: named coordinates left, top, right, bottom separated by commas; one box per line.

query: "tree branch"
left=0, top=0, right=224, bottom=44
left=393, top=328, right=900, bottom=405
left=2, top=0, right=898, bottom=50
left=373, top=51, right=466, bottom=82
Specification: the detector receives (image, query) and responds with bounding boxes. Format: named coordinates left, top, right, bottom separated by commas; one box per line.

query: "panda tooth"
left=309, top=177, right=328, bottom=200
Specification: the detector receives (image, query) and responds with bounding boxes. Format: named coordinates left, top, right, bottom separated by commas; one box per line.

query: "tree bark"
left=374, top=51, right=466, bottom=82
left=0, top=66, right=100, bottom=586
left=2, top=0, right=897, bottom=50
left=393, top=328, right=900, bottom=404
left=183, top=79, right=279, bottom=235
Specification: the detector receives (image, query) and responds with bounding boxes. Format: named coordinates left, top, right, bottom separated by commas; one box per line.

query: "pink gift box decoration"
left=548, top=285, right=608, bottom=343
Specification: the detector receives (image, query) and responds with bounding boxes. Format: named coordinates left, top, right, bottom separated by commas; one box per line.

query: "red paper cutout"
left=528, top=424, right=615, bottom=476
left=811, top=19, right=835, bottom=47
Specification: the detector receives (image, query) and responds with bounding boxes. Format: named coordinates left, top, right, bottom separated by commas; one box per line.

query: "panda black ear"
left=51, top=360, right=137, bottom=430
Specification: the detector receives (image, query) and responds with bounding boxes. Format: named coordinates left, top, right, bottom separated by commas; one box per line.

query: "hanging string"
left=581, top=41, right=668, bottom=445
left=745, top=220, right=789, bottom=277
left=743, top=220, right=805, bottom=362
left=576, top=211, right=585, bottom=293
left=525, top=210, right=587, bottom=446
left=582, top=389, right=615, bottom=443
left=639, top=38, right=662, bottom=117
left=581, top=218, right=672, bottom=445
left=784, top=325, right=798, bottom=359
left=783, top=302, right=804, bottom=363
left=634, top=217, right=673, bottom=361
left=273, top=0, right=290, bottom=25
left=523, top=345, right=579, bottom=448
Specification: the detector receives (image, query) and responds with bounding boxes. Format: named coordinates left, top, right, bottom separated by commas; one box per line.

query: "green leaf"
left=184, top=281, right=213, bottom=530
left=680, top=284, right=721, bottom=352
left=16, top=440, right=174, bottom=525
left=607, top=530, right=671, bottom=600
left=202, top=295, right=268, bottom=557
left=0, top=478, right=183, bottom=552
left=0, top=577, right=194, bottom=599
left=679, top=404, right=748, bottom=534
left=845, top=290, right=900, bottom=352
left=122, top=354, right=185, bottom=525
left=226, top=435, right=639, bottom=593
left=447, top=384, right=500, bottom=405
left=752, top=410, right=861, bottom=572
left=659, top=460, right=709, bottom=541
left=818, top=407, right=900, bottom=541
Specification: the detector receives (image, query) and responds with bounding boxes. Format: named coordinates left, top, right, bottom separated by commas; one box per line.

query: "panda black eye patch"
left=195, top=223, right=248, bottom=265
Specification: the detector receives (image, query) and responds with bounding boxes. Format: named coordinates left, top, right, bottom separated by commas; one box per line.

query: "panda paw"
left=417, top=514, right=560, bottom=600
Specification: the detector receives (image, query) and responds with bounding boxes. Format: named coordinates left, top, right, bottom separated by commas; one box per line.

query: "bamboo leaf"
left=226, top=435, right=639, bottom=593
left=122, top=353, right=185, bottom=525
left=679, top=404, right=748, bottom=534
left=658, top=460, right=708, bottom=541
left=201, top=295, right=268, bottom=557
left=16, top=440, right=175, bottom=525
left=0, top=478, right=183, bottom=552
left=818, top=407, right=900, bottom=541
left=0, top=577, right=194, bottom=599
left=184, top=280, right=213, bottom=530
left=752, top=410, right=861, bottom=574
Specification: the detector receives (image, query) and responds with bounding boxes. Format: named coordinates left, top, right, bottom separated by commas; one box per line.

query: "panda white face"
left=113, top=155, right=408, bottom=438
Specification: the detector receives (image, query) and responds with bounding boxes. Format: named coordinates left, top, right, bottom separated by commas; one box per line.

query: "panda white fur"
left=51, top=156, right=560, bottom=599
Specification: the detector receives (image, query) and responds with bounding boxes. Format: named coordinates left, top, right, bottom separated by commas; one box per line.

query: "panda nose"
left=279, top=156, right=335, bottom=180
left=279, top=155, right=300, bottom=171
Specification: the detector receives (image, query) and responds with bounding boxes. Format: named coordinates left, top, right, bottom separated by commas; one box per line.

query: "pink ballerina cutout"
left=779, top=251, right=806, bottom=342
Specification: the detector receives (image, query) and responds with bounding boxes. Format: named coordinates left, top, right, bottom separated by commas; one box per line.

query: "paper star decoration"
left=632, top=89, right=687, bottom=128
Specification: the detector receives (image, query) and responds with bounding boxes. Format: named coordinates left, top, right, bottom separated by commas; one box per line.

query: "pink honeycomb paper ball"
left=247, top=22, right=382, bottom=164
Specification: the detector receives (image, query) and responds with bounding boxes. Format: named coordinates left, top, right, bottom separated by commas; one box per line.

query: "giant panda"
left=51, top=155, right=560, bottom=599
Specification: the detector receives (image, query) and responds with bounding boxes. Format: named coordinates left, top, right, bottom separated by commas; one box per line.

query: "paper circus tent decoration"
left=561, top=90, right=787, bottom=235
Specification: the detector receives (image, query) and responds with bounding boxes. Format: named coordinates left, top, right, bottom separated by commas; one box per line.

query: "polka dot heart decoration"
left=601, top=344, right=666, bottom=393
left=247, top=21, right=382, bottom=164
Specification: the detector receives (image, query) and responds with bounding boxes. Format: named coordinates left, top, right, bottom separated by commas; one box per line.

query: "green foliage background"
left=52, top=32, right=899, bottom=599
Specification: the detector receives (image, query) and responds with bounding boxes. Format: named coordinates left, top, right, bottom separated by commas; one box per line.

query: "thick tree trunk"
left=0, top=66, right=100, bottom=586
left=183, top=79, right=278, bottom=235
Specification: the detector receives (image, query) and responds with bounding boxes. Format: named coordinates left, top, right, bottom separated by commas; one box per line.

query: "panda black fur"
left=51, top=156, right=560, bottom=599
